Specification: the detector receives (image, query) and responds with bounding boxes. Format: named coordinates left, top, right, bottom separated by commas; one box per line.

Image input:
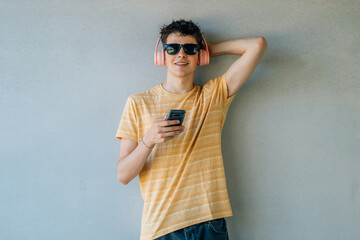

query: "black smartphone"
left=166, top=110, right=186, bottom=126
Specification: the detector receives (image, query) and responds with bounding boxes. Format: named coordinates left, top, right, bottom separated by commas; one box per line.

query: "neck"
left=163, top=73, right=195, bottom=94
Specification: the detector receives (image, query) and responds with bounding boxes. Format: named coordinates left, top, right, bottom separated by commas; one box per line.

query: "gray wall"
left=1, top=0, right=359, bottom=239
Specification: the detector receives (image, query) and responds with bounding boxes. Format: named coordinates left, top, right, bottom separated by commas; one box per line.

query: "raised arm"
left=208, top=37, right=267, bottom=98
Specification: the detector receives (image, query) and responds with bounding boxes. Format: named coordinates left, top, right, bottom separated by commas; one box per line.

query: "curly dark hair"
left=159, top=19, right=205, bottom=50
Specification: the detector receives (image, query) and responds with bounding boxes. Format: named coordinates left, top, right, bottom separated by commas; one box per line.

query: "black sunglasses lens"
left=183, top=44, right=198, bottom=55
left=165, top=44, right=180, bottom=55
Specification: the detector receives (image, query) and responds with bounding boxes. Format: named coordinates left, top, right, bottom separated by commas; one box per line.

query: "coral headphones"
left=154, top=35, right=210, bottom=66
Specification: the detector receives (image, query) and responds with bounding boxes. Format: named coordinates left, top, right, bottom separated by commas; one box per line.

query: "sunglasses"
left=164, top=43, right=199, bottom=55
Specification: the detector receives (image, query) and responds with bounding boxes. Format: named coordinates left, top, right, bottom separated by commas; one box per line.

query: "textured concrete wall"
left=1, top=0, right=359, bottom=239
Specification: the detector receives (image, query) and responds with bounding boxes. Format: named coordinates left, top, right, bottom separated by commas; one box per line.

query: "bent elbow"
left=117, top=174, right=129, bottom=185
left=119, top=178, right=129, bottom=186
left=257, top=37, right=267, bottom=49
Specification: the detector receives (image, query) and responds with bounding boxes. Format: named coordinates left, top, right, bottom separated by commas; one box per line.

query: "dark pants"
left=155, top=218, right=229, bottom=240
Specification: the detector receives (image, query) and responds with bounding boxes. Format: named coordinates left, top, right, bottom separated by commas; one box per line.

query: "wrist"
left=207, top=43, right=214, bottom=58
left=208, top=42, right=223, bottom=58
left=142, top=136, right=155, bottom=148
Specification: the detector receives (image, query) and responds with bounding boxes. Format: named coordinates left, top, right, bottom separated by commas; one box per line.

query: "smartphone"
left=166, top=110, right=186, bottom=127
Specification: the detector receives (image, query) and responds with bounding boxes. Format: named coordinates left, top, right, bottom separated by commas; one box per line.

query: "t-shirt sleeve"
left=204, top=72, right=238, bottom=107
left=221, top=71, right=237, bottom=106
left=203, top=72, right=238, bottom=129
left=115, top=96, right=139, bottom=142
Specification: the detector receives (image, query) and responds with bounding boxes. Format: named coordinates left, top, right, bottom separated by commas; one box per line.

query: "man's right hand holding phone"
left=142, top=116, right=185, bottom=148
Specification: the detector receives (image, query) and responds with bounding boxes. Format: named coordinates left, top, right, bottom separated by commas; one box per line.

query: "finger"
left=161, top=130, right=181, bottom=138
left=159, top=125, right=184, bottom=133
left=159, top=120, right=180, bottom=127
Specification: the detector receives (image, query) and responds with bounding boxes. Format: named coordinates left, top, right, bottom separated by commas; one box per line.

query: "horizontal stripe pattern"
left=139, top=155, right=223, bottom=183
left=120, top=108, right=224, bottom=129
left=143, top=199, right=231, bottom=229
left=142, top=177, right=228, bottom=219
left=116, top=73, right=237, bottom=240
left=142, top=167, right=224, bottom=190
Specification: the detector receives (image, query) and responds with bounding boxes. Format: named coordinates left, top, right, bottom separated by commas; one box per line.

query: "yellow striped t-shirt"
left=116, top=73, right=237, bottom=240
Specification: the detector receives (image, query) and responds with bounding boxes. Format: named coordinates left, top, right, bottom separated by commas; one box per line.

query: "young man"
left=116, top=19, right=267, bottom=240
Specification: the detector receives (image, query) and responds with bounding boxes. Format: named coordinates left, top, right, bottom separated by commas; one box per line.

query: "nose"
left=177, top=47, right=186, bottom=57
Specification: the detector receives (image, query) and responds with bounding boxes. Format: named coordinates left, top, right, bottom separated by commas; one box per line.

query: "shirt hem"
left=148, top=212, right=233, bottom=240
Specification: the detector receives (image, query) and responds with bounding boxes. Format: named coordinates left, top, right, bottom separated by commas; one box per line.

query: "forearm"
left=117, top=141, right=153, bottom=185
left=208, top=37, right=265, bottom=57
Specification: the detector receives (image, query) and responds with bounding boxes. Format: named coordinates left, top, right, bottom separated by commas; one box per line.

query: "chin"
left=172, top=71, right=194, bottom=78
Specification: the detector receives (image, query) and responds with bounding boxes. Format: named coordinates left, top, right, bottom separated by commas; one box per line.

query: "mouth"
left=174, top=62, right=189, bottom=66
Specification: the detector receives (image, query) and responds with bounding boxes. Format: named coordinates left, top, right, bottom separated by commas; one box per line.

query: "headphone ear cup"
left=154, top=49, right=165, bottom=66
left=159, top=49, right=165, bottom=66
left=198, top=35, right=210, bottom=66
left=198, top=49, right=209, bottom=66
left=198, top=50, right=203, bottom=65
left=154, top=38, right=166, bottom=66
left=154, top=50, right=158, bottom=65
